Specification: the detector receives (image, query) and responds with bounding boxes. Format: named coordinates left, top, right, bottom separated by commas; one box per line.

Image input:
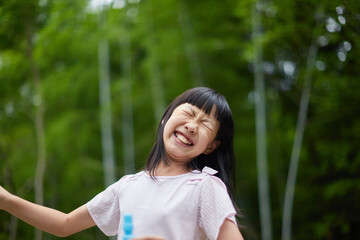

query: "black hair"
left=145, top=87, right=236, bottom=199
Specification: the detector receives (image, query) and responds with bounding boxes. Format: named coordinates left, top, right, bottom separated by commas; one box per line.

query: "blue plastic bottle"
left=123, top=214, right=134, bottom=240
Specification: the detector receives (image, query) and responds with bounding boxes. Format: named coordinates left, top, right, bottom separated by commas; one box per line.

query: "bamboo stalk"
left=252, top=1, right=273, bottom=240
left=98, top=7, right=116, bottom=187
left=145, top=0, right=166, bottom=122
left=281, top=13, right=320, bottom=240
left=177, top=0, right=204, bottom=87
left=120, top=5, right=135, bottom=175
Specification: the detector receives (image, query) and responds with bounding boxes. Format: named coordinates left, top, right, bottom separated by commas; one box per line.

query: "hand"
left=132, top=237, right=165, bottom=240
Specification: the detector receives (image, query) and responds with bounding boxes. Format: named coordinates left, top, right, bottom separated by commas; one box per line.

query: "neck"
left=154, top=161, right=191, bottom=176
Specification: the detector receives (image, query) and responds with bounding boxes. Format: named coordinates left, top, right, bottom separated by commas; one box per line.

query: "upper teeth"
left=176, top=133, right=192, bottom=145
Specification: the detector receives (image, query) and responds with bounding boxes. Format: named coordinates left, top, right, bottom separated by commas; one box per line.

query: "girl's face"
left=163, top=103, right=220, bottom=164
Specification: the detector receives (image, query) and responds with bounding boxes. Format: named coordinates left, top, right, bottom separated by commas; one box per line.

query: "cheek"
left=163, top=120, right=177, bottom=139
left=163, top=125, right=171, bottom=139
left=198, top=133, right=212, bottom=148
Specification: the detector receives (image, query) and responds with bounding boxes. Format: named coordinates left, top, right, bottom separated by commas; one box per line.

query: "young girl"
left=0, top=87, right=243, bottom=240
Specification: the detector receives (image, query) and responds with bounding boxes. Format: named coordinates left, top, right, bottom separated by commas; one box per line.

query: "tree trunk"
left=98, top=37, right=117, bottom=187
left=120, top=7, right=135, bottom=175
left=145, top=0, right=166, bottom=122
left=98, top=8, right=117, bottom=188
left=25, top=19, right=46, bottom=240
left=281, top=11, right=321, bottom=240
left=252, top=1, right=273, bottom=240
left=177, top=0, right=204, bottom=87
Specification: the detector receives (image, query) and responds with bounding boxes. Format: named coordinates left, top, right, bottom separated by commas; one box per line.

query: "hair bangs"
left=176, top=87, right=229, bottom=121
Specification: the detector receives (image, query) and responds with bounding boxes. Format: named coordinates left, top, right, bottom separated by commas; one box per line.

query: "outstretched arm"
left=218, top=219, right=244, bottom=240
left=0, top=185, right=95, bottom=237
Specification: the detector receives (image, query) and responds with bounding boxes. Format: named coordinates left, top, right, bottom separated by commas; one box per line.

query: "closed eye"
left=182, top=110, right=193, bottom=117
left=201, top=120, right=213, bottom=131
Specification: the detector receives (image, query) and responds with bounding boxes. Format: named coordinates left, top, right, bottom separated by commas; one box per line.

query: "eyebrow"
left=190, top=108, right=197, bottom=116
left=185, top=105, right=198, bottom=116
left=187, top=106, right=215, bottom=125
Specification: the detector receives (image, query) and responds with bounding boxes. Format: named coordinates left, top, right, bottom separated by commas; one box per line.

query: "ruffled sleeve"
left=86, top=176, right=128, bottom=236
left=198, top=167, right=237, bottom=240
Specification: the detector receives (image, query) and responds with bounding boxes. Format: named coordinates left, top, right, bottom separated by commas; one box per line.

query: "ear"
left=204, top=140, right=221, bottom=155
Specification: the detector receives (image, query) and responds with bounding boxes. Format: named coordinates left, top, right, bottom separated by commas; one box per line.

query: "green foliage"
left=0, top=0, right=359, bottom=239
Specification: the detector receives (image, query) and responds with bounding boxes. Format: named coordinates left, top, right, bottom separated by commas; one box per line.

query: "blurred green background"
left=0, top=0, right=359, bottom=239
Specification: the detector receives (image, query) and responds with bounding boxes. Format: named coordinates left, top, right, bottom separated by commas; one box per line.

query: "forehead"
left=177, top=103, right=217, bottom=118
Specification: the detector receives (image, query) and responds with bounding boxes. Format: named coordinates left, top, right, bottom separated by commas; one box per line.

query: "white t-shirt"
left=87, top=166, right=237, bottom=240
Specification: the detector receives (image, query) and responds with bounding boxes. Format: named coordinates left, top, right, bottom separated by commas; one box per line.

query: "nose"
left=185, top=121, right=198, bottom=134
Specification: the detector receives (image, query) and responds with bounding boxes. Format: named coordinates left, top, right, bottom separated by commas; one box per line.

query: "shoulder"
left=119, top=171, right=144, bottom=183
left=102, top=171, right=145, bottom=194
left=189, top=167, right=227, bottom=191
left=116, top=171, right=144, bottom=188
left=190, top=167, right=231, bottom=206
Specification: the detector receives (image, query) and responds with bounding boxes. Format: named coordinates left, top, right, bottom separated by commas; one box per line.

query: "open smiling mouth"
left=175, top=132, right=193, bottom=146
